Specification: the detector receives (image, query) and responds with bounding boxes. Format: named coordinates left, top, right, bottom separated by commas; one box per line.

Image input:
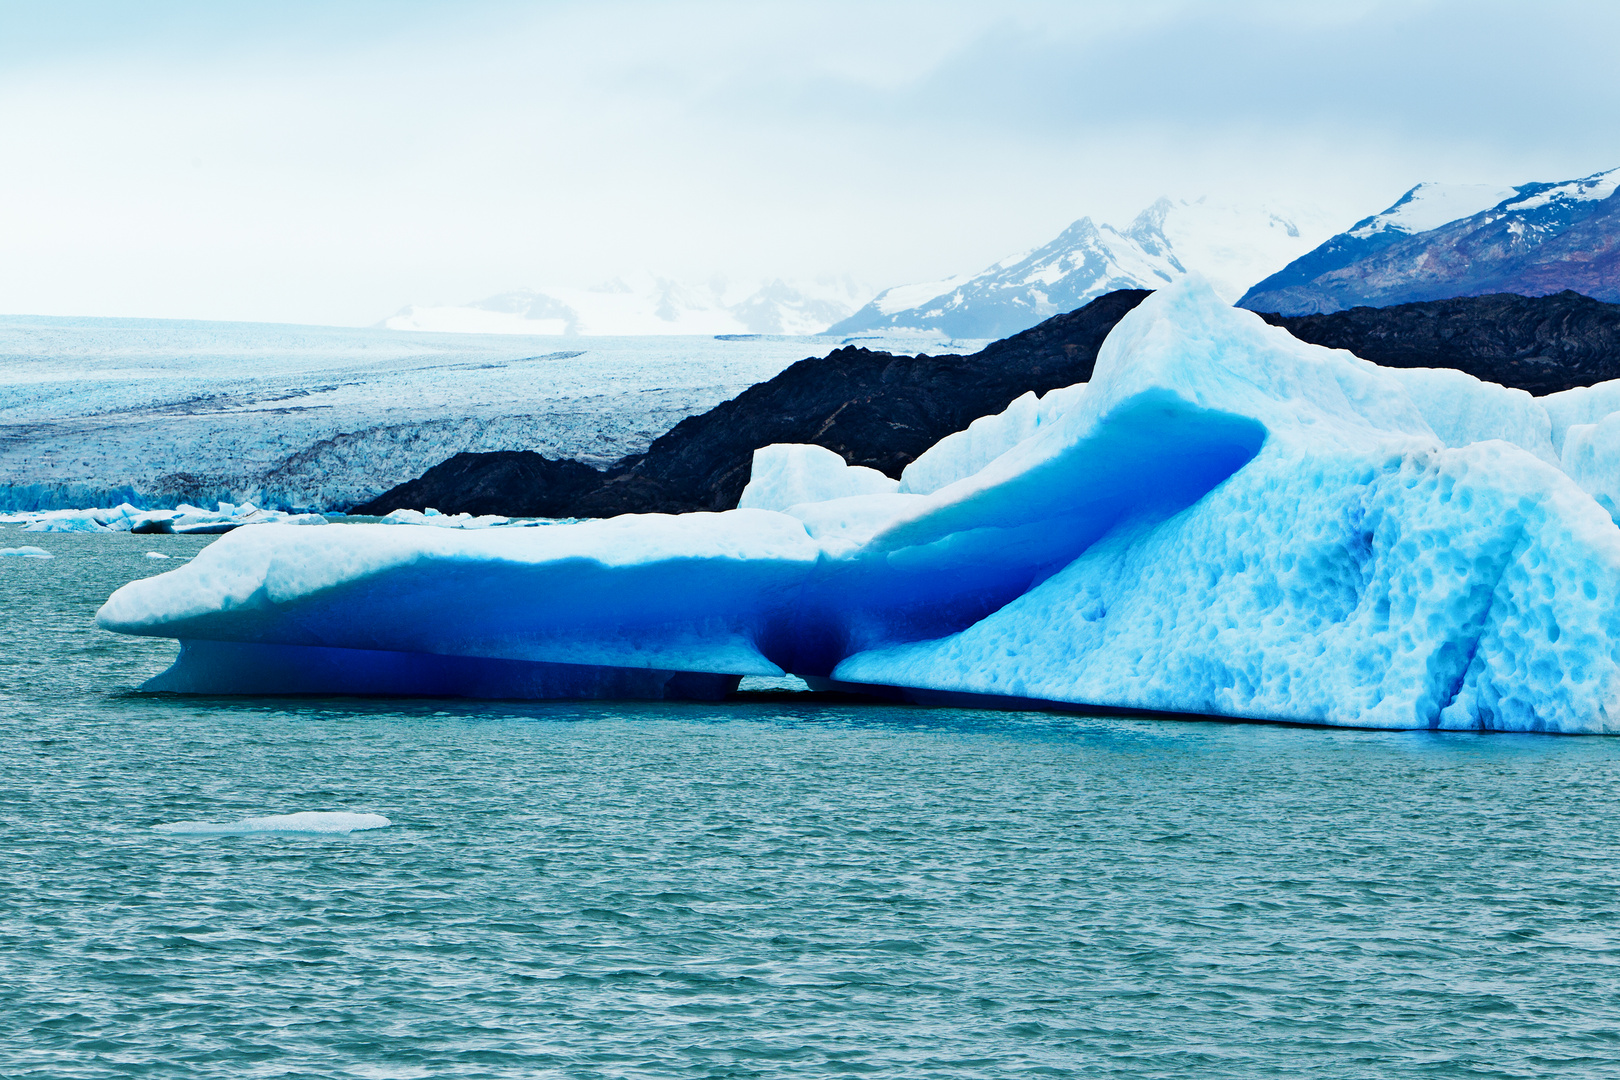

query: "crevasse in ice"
left=97, top=279, right=1620, bottom=732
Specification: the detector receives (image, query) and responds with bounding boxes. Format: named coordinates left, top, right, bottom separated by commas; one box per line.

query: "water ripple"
left=3, top=535, right=1620, bottom=1078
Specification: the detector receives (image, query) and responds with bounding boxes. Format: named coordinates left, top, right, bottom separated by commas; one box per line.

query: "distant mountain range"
left=381, top=199, right=1333, bottom=340
left=381, top=274, right=870, bottom=337
left=827, top=198, right=1335, bottom=339
left=1240, top=168, right=1620, bottom=314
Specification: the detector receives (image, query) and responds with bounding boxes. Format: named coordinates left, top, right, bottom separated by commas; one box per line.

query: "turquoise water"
left=5, top=533, right=1620, bottom=1078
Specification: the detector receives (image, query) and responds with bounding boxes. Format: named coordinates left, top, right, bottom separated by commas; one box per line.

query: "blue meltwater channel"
left=4, top=532, right=1619, bottom=1078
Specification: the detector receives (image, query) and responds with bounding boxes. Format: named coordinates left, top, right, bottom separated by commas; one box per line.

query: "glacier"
left=0, top=318, right=961, bottom=514
left=98, top=280, right=1620, bottom=732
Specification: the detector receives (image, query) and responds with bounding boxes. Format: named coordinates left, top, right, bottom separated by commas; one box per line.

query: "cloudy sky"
left=0, top=0, right=1614, bottom=325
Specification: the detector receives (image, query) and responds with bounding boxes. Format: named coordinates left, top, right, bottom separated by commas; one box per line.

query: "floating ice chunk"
left=380, top=508, right=510, bottom=529
left=23, top=510, right=112, bottom=532
left=96, top=278, right=1620, bottom=732
left=153, top=811, right=391, bottom=835
left=738, top=444, right=899, bottom=511
left=21, top=502, right=152, bottom=532
left=12, top=502, right=326, bottom=535
left=0, top=546, right=52, bottom=558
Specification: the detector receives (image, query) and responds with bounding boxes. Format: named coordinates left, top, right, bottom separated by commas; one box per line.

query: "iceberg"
left=377, top=507, right=522, bottom=529
left=737, top=444, right=899, bottom=511
left=98, top=280, right=1620, bottom=732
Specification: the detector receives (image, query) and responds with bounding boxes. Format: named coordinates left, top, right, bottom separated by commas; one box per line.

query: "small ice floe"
left=0, top=546, right=53, bottom=559
left=152, top=811, right=391, bottom=835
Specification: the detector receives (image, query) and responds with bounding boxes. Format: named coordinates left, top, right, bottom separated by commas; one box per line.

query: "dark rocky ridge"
left=1263, top=291, right=1620, bottom=397
left=353, top=289, right=1152, bottom=518
left=355, top=288, right=1620, bottom=519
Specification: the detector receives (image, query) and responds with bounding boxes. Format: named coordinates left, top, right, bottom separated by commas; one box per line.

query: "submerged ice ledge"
left=99, top=281, right=1620, bottom=733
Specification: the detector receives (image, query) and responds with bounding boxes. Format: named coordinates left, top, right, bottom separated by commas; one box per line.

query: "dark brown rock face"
left=356, top=451, right=607, bottom=519
left=1262, top=291, right=1620, bottom=396
left=351, top=289, right=1152, bottom=517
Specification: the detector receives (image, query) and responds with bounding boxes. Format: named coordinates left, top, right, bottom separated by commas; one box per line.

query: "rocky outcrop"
left=358, top=451, right=607, bottom=519
left=357, top=287, right=1620, bottom=518
left=1263, top=291, right=1620, bottom=396
left=352, top=289, right=1153, bottom=517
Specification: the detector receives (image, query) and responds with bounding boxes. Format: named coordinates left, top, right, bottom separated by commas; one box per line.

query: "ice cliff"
left=99, top=280, right=1620, bottom=732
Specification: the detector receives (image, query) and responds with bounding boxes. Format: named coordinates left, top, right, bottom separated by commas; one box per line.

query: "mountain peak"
left=828, top=198, right=1332, bottom=340
left=1241, top=167, right=1620, bottom=314
left=1345, top=182, right=1521, bottom=241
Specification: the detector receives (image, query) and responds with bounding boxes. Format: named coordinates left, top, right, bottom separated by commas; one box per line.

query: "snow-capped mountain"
left=828, top=198, right=1334, bottom=340
left=383, top=274, right=869, bottom=336
left=1240, top=169, right=1620, bottom=314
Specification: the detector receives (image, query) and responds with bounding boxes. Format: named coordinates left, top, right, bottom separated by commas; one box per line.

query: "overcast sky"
left=0, top=0, right=1615, bottom=326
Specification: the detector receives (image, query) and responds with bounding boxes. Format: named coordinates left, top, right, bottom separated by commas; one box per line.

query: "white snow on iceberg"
left=98, top=280, right=1620, bottom=732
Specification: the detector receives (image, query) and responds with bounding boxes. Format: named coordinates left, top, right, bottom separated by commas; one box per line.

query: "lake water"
left=5, top=531, right=1619, bottom=1078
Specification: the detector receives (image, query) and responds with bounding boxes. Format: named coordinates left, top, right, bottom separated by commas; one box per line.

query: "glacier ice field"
left=0, top=314, right=981, bottom=513
left=97, top=280, right=1620, bottom=732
